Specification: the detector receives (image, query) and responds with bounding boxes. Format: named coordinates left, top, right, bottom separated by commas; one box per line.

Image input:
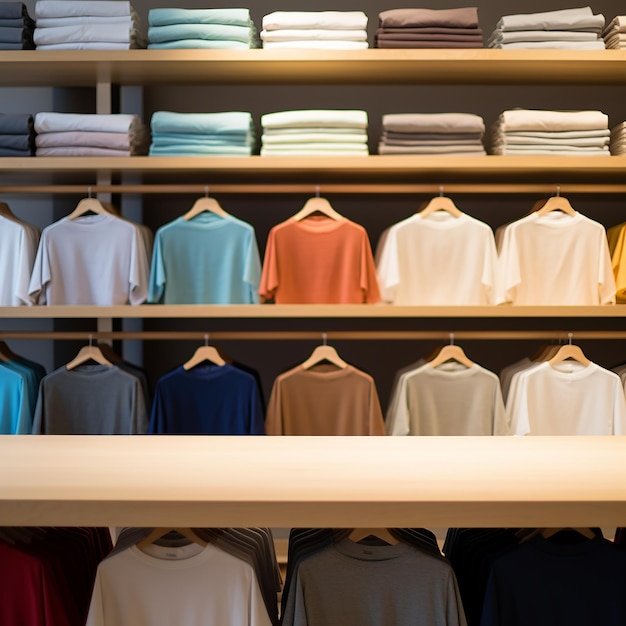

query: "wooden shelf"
left=0, top=436, right=624, bottom=527
left=1, top=49, right=626, bottom=86
left=2, top=304, right=626, bottom=319
left=1, top=155, right=626, bottom=185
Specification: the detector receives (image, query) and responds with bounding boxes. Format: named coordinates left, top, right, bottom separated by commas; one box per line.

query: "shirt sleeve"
left=147, top=229, right=166, bottom=304
left=482, top=227, right=499, bottom=305
left=248, top=378, right=266, bottom=435
left=368, top=378, right=386, bottom=435
left=386, top=374, right=411, bottom=436
left=598, top=226, right=616, bottom=305
left=15, top=225, right=38, bottom=305
left=360, top=228, right=381, bottom=304
left=128, top=223, right=149, bottom=305
left=375, top=224, right=400, bottom=303
left=496, top=222, right=521, bottom=305
left=264, top=378, right=283, bottom=435
left=611, top=374, right=626, bottom=435
left=28, top=229, right=51, bottom=305
left=492, top=379, right=510, bottom=436
left=258, top=226, right=278, bottom=303
left=148, top=382, right=165, bottom=434
left=85, top=568, right=105, bottom=626
left=30, top=377, right=45, bottom=434
left=244, top=226, right=262, bottom=304
left=131, top=377, right=149, bottom=434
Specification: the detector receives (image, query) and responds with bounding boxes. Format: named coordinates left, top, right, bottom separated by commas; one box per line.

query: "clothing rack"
left=2, top=183, right=626, bottom=195
left=1, top=330, right=625, bottom=341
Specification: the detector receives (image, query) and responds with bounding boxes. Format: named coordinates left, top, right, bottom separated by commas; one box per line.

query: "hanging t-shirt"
left=386, top=362, right=509, bottom=436
left=0, top=215, right=40, bottom=305
left=0, top=364, right=30, bottom=434
left=259, top=215, right=380, bottom=304
left=149, top=363, right=264, bottom=435
left=481, top=534, right=626, bottom=626
left=28, top=214, right=149, bottom=305
left=286, top=538, right=467, bottom=626
left=506, top=361, right=626, bottom=435
left=376, top=211, right=498, bottom=305
left=32, top=364, right=149, bottom=434
left=265, top=363, right=385, bottom=435
left=86, top=543, right=272, bottom=626
left=149, top=213, right=261, bottom=304
left=497, top=211, right=615, bottom=305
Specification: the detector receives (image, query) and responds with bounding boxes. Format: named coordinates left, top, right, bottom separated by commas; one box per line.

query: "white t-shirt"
left=507, top=361, right=626, bottom=435
left=0, top=216, right=40, bottom=305
left=386, top=362, right=509, bottom=436
left=376, top=211, right=498, bottom=305
left=497, top=211, right=615, bottom=305
left=86, top=543, right=272, bottom=626
left=28, top=214, right=148, bottom=305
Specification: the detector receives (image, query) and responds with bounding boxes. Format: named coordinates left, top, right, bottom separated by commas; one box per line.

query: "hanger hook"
left=322, top=332, right=328, bottom=346
left=567, top=332, right=573, bottom=345
left=555, top=185, right=561, bottom=197
left=315, top=185, right=320, bottom=198
left=204, top=185, right=209, bottom=198
left=439, top=185, right=444, bottom=197
left=449, top=332, right=454, bottom=346
left=88, top=333, right=93, bottom=347
left=204, top=333, right=209, bottom=347
left=87, top=186, right=92, bottom=198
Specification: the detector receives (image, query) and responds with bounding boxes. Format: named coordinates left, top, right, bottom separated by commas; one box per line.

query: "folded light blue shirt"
left=148, top=8, right=252, bottom=27
left=149, top=213, right=261, bottom=304
left=148, top=23, right=253, bottom=44
left=150, top=111, right=253, bottom=135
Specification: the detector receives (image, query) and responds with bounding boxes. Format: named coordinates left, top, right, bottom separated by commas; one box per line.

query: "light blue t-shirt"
left=0, top=364, right=29, bottom=434
left=148, top=213, right=261, bottom=304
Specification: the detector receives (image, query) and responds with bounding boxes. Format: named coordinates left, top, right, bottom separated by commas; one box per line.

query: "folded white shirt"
left=34, top=23, right=136, bottom=44
left=495, top=135, right=609, bottom=147
left=262, top=11, right=367, bottom=31
left=262, top=40, right=368, bottom=50
left=261, top=109, right=368, bottom=129
left=492, top=145, right=609, bottom=155
left=602, top=15, right=626, bottom=35
left=489, top=29, right=600, bottom=43
left=35, top=0, right=132, bottom=19
left=260, top=28, right=367, bottom=42
left=262, top=126, right=366, bottom=136
left=506, top=129, right=610, bottom=139
left=262, top=132, right=367, bottom=144
left=498, top=109, right=608, bottom=132
left=493, top=40, right=605, bottom=49
left=35, top=15, right=133, bottom=27
left=261, top=146, right=369, bottom=156
left=496, top=7, right=605, bottom=33
left=35, top=112, right=141, bottom=134
left=35, top=41, right=138, bottom=49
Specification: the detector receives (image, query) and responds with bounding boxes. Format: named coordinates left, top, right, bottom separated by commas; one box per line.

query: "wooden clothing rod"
left=1, top=331, right=626, bottom=341
left=2, top=184, right=626, bottom=195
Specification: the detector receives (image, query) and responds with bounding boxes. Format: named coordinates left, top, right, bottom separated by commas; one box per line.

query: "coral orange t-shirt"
left=259, top=215, right=381, bottom=304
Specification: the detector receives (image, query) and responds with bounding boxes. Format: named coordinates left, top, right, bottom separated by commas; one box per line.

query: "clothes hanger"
left=182, top=334, right=226, bottom=370
left=535, top=186, right=576, bottom=217
left=0, top=341, right=19, bottom=363
left=291, top=185, right=344, bottom=222
left=0, top=201, right=22, bottom=223
left=347, top=528, right=400, bottom=545
left=66, top=187, right=110, bottom=220
left=300, top=333, right=348, bottom=370
left=547, top=333, right=591, bottom=368
left=136, top=527, right=208, bottom=550
left=539, top=527, right=597, bottom=540
left=418, top=186, right=462, bottom=218
left=428, top=333, right=474, bottom=369
left=183, top=186, right=229, bottom=220
left=65, top=335, right=113, bottom=370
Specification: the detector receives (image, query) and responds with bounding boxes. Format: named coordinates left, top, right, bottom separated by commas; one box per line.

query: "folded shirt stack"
left=489, top=109, right=611, bottom=156
left=260, top=110, right=369, bottom=156
left=609, top=122, right=626, bottom=155
left=488, top=6, right=605, bottom=49
left=33, top=0, right=145, bottom=50
left=378, top=113, right=486, bottom=155
left=261, top=11, right=368, bottom=50
left=0, top=113, right=35, bottom=156
left=602, top=15, right=626, bottom=49
left=375, top=7, right=483, bottom=49
left=0, top=2, right=35, bottom=50
left=147, top=8, right=258, bottom=50
left=34, top=112, right=148, bottom=156
left=149, top=111, right=255, bottom=156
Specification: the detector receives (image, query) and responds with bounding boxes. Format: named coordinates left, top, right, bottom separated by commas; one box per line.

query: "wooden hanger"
left=66, top=188, right=110, bottom=220
left=535, top=187, right=576, bottom=216
left=0, top=201, right=21, bottom=223
left=0, top=341, right=18, bottom=363
left=547, top=334, right=590, bottom=367
left=183, top=187, right=229, bottom=220
left=348, top=528, right=399, bottom=545
left=182, top=334, right=226, bottom=370
left=136, top=527, right=208, bottom=550
left=419, top=187, right=462, bottom=218
left=65, top=337, right=113, bottom=370
left=291, top=187, right=344, bottom=222
left=300, top=334, right=348, bottom=370
left=428, top=334, right=473, bottom=369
